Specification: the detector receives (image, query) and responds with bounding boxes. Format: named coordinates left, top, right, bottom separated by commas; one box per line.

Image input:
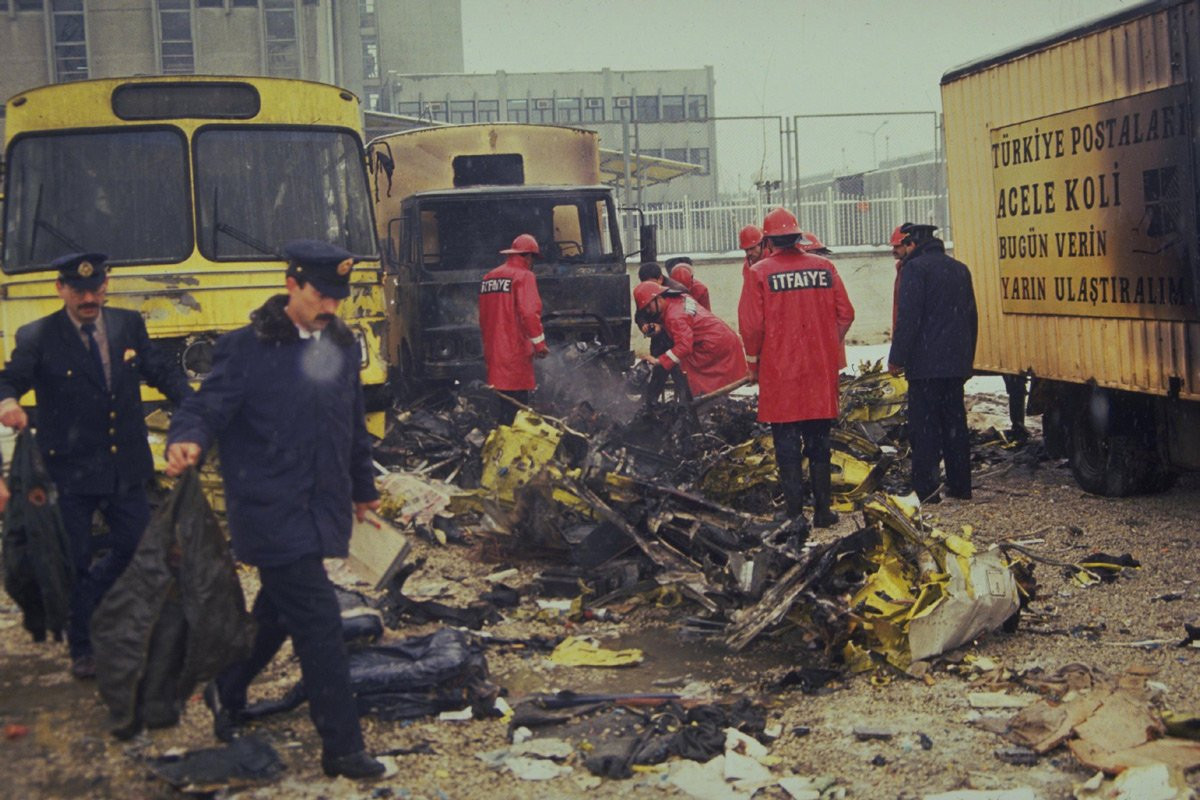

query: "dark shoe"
left=920, top=491, right=942, bottom=505
left=812, top=508, right=839, bottom=528
left=203, top=681, right=242, bottom=743
left=322, top=750, right=386, bottom=780
left=70, top=655, right=96, bottom=680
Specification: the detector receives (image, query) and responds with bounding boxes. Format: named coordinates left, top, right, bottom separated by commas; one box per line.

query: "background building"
left=385, top=67, right=719, bottom=203
left=0, top=0, right=464, bottom=141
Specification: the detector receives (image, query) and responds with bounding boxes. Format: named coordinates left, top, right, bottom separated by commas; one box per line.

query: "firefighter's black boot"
left=810, top=460, right=839, bottom=528
left=778, top=461, right=808, bottom=523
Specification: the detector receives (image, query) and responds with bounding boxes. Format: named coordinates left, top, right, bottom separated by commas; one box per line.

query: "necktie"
left=81, top=322, right=107, bottom=390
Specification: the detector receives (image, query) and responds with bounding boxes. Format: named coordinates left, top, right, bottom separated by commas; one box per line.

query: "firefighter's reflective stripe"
left=739, top=249, right=854, bottom=422
left=479, top=256, right=545, bottom=391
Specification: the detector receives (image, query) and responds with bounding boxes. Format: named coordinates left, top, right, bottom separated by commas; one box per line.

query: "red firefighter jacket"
left=478, top=256, right=546, bottom=391
left=739, top=249, right=854, bottom=422
left=655, top=294, right=747, bottom=396
left=672, top=269, right=712, bottom=311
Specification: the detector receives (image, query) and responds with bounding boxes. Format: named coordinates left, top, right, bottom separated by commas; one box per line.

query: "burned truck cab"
left=396, top=184, right=628, bottom=382
left=369, top=124, right=632, bottom=393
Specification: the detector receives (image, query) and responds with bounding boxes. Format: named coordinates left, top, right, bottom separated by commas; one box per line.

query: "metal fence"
left=617, top=111, right=950, bottom=255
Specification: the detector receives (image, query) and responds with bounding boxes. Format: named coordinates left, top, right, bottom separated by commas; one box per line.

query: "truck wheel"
left=1068, top=404, right=1145, bottom=497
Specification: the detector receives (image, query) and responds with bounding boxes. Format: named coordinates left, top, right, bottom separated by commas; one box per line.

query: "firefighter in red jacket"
left=739, top=207, right=855, bottom=528
left=479, top=234, right=548, bottom=422
left=666, top=258, right=711, bottom=311
left=739, top=225, right=765, bottom=282
left=634, top=281, right=747, bottom=399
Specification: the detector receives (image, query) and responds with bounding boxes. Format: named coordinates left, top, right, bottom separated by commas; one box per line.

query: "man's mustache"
left=78, top=303, right=100, bottom=311
left=315, top=313, right=336, bottom=323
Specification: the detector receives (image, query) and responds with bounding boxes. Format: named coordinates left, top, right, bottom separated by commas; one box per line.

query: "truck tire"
left=1068, top=403, right=1146, bottom=497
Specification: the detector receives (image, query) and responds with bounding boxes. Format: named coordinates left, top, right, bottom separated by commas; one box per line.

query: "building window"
left=583, top=97, right=604, bottom=122
left=396, top=101, right=421, bottom=116
left=635, top=96, right=659, bottom=122
left=531, top=98, right=554, bottom=123
left=423, top=102, right=447, bottom=122
left=555, top=97, right=581, bottom=124
left=689, top=147, right=710, bottom=174
left=449, top=100, right=475, bottom=123
left=16, top=0, right=43, bottom=8
left=196, top=0, right=223, bottom=7
left=662, top=95, right=684, bottom=121
left=159, top=0, right=194, bottom=75
left=362, top=38, right=378, bottom=79
left=366, top=92, right=380, bottom=111
left=231, top=0, right=258, bottom=6
left=358, top=0, right=374, bottom=27
left=51, top=0, right=88, bottom=83
left=687, top=95, right=708, bottom=120
left=506, top=99, right=528, bottom=123
left=612, top=96, right=631, bottom=121
left=264, top=0, right=298, bottom=78
left=663, top=147, right=688, bottom=163
left=477, top=100, right=499, bottom=122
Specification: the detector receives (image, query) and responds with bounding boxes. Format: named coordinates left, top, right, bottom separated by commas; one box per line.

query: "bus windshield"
left=2, top=128, right=190, bottom=271
left=195, top=127, right=375, bottom=259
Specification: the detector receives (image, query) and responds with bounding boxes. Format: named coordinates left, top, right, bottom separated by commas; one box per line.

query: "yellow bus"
left=1, top=76, right=388, bottom=432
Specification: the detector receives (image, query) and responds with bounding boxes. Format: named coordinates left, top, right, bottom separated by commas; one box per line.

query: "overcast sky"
left=460, top=0, right=1138, bottom=185
left=461, top=0, right=1136, bottom=116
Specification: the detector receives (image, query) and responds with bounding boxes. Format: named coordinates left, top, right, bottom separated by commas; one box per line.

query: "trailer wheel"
left=1068, top=403, right=1146, bottom=497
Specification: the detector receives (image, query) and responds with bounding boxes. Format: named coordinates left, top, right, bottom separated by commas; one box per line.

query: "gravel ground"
left=2, top=392, right=1199, bottom=800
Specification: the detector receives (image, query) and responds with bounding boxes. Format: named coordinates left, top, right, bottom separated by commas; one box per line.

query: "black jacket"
left=167, top=295, right=379, bottom=567
left=888, top=238, right=978, bottom=379
left=0, top=307, right=191, bottom=494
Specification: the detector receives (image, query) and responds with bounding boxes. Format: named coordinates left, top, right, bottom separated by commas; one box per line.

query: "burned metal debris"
left=366, top=360, right=1031, bottom=676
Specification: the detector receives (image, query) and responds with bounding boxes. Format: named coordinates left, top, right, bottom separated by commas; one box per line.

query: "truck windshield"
left=2, top=128, right=190, bottom=271
left=195, top=127, right=376, bottom=260
left=416, top=194, right=617, bottom=271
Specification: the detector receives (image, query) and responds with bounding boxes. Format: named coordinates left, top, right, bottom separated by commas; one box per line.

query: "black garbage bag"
left=1, top=429, right=72, bottom=643
left=147, top=734, right=285, bottom=792
left=92, top=469, right=255, bottom=739
left=242, top=627, right=498, bottom=722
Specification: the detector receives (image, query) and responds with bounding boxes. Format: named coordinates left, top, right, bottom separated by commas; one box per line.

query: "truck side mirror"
left=639, top=224, right=658, bottom=265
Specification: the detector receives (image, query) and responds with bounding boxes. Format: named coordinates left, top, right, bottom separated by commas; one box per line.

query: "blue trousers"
left=215, top=554, right=364, bottom=758
left=58, top=487, right=150, bottom=659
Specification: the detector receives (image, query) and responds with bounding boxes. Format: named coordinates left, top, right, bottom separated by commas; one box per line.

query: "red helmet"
left=500, top=234, right=540, bottom=255
left=738, top=224, right=764, bottom=250
left=669, top=263, right=695, bottom=289
left=633, top=280, right=667, bottom=310
left=762, top=207, right=802, bottom=238
left=801, top=232, right=832, bottom=254
left=889, top=226, right=907, bottom=247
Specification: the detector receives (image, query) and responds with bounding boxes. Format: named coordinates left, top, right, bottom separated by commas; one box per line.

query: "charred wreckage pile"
left=370, top=360, right=1034, bottom=672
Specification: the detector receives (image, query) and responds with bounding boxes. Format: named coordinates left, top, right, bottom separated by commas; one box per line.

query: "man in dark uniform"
left=165, top=240, right=385, bottom=781
left=0, top=252, right=192, bottom=679
left=888, top=222, right=979, bottom=503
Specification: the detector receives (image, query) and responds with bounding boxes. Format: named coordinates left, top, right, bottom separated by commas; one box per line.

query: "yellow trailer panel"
left=942, top=0, right=1200, bottom=398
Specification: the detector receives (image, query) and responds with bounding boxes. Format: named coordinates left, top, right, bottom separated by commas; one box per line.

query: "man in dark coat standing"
left=888, top=223, right=979, bottom=503
left=165, top=240, right=385, bottom=781
left=0, top=252, right=191, bottom=679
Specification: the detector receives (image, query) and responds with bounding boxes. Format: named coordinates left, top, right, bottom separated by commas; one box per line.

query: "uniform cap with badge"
left=283, top=240, right=357, bottom=300
left=53, top=252, right=109, bottom=292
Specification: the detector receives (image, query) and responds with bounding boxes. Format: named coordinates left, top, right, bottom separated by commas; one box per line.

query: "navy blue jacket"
left=166, top=295, right=379, bottom=568
left=0, top=307, right=191, bottom=494
left=888, top=238, right=978, bottom=380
